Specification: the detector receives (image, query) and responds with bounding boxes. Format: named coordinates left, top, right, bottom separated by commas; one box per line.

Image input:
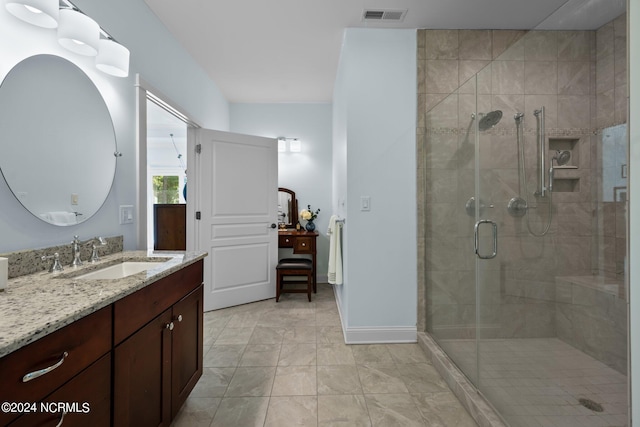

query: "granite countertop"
left=0, top=250, right=207, bottom=358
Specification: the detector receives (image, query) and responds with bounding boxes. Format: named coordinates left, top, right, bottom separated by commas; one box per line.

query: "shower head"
left=549, top=150, right=572, bottom=193
left=478, top=110, right=503, bottom=131
left=552, top=150, right=571, bottom=166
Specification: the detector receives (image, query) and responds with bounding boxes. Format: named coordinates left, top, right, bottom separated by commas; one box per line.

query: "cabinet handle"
left=301, top=243, right=306, bottom=247
left=285, top=238, right=290, bottom=243
left=166, top=322, right=174, bottom=331
left=55, top=410, right=67, bottom=427
left=175, top=314, right=183, bottom=322
left=22, top=351, right=69, bottom=383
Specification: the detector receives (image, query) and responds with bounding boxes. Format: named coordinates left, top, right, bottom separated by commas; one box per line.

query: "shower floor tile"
left=440, top=337, right=628, bottom=427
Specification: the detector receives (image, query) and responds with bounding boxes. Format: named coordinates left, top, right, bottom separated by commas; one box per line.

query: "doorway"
left=146, top=99, right=188, bottom=250
left=135, top=77, right=199, bottom=251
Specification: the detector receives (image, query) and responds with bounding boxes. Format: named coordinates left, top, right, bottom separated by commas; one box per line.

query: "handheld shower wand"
left=548, top=150, right=571, bottom=193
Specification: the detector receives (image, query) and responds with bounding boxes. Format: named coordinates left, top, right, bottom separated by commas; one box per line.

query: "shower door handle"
left=474, top=220, right=497, bottom=259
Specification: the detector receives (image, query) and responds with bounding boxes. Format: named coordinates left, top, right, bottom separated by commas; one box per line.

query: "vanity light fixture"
left=4, top=0, right=130, bottom=77
left=4, top=0, right=59, bottom=28
left=95, top=38, right=130, bottom=77
left=57, top=8, right=100, bottom=56
left=289, top=138, right=301, bottom=152
left=277, top=137, right=301, bottom=153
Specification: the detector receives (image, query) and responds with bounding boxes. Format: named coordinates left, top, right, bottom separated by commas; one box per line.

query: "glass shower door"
left=473, top=101, right=505, bottom=396
left=424, top=75, right=480, bottom=386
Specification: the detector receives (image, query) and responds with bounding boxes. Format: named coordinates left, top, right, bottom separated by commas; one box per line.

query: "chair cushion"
left=277, top=261, right=312, bottom=270
left=279, top=257, right=312, bottom=265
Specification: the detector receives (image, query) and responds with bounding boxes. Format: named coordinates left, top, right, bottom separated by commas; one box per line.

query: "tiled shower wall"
left=417, top=15, right=627, bottom=347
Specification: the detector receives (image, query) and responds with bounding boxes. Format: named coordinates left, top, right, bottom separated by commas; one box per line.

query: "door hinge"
left=195, top=144, right=202, bottom=154
left=195, top=211, right=201, bottom=220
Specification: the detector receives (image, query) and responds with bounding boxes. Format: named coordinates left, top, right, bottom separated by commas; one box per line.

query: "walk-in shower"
left=418, top=6, right=629, bottom=425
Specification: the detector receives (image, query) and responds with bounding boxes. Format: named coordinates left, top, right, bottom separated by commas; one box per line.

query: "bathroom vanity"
left=0, top=250, right=206, bottom=426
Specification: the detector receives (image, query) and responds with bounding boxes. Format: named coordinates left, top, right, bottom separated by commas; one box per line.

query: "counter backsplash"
left=0, top=236, right=124, bottom=279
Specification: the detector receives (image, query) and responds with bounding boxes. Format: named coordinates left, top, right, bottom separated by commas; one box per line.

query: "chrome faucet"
left=71, top=235, right=83, bottom=267
left=90, top=237, right=107, bottom=263
left=42, top=253, right=64, bottom=273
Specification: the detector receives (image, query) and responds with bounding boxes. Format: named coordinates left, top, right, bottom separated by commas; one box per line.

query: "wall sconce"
left=4, top=0, right=130, bottom=77
left=277, top=137, right=302, bottom=153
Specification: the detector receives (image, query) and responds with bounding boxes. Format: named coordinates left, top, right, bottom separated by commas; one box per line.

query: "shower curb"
left=417, top=332, right=508, bottom=427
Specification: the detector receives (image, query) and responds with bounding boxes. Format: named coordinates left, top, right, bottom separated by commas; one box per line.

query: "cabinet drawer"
left=0, top=306, right=112, bottom=426
left=279, top=235, right=294, bottom=247
left=9, top=353, right=111, bottom=427
left=113, top=260, right=203, bottom=345
left=294, top=237, right=315, bottom=253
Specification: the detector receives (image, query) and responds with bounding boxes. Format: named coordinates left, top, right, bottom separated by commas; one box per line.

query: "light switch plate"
left=360, top=196, right=371, bottom=211
left=120, top=205, right=134, bottom=224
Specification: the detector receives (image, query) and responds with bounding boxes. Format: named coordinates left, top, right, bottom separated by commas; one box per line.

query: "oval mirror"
left=0, top=55, right=117, bottom=226
left=278, top=187, right=298, bottom=228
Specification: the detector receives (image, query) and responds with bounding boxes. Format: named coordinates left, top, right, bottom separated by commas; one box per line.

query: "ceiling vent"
left=362, top=9, right=407, bottom=22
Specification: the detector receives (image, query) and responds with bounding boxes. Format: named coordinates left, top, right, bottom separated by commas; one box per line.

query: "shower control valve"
left=507, top=197, right=527, bottom=217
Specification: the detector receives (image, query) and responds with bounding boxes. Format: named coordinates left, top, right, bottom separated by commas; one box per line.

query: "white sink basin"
left=75, top=262, right=165, bottom=280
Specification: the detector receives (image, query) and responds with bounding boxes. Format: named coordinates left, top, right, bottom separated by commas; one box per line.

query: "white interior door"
left=189, top=129, right=278, bottom=311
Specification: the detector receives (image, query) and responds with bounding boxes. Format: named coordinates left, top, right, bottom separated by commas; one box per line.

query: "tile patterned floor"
left=171, top=284, right=477, bottom=427
left=440, top=338, right=629, bottom=427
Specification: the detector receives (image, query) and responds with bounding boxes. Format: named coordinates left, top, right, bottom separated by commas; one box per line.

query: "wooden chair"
left=276, top=259, right=314, bottom=302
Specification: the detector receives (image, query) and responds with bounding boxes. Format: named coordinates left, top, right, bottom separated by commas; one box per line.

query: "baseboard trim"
left=331, top=284, right=416, bottom=344
left=344, top=326, right=417, bottom=344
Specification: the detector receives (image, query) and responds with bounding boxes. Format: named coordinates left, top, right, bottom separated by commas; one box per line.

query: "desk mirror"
left=278, top=187, right=298, bottom=228
left=0, top=54, right=117, bottom=226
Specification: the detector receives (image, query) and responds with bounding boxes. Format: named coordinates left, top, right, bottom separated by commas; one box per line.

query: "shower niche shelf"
left=549, top=137, right=580, bottom=169
left=549, top=137, right=581, bottom=193
left=551, top=177, right=580, bottom=193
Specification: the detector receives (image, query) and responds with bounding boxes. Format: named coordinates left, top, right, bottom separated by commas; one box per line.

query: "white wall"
left=332, top=28, right=418, bottom=343
left=332, top=40, right=349, bottom=316
left=0, top=0, right=228, bottom=253
left=229, top=103, right=333, bottom=279
left=629, top=0, right=639, bottom=421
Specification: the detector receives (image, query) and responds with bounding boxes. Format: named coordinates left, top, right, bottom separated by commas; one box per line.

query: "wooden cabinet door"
left=171, top=285, right=203, bottom=418
left=114, top=309, right=173, bottom=427
left=9, top=353, right=111, bottom=427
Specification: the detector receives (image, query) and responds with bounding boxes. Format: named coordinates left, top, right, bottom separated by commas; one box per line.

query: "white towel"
left=44, top=211, right=77, bottom=225
left=327, top=215, right=343, bottom=285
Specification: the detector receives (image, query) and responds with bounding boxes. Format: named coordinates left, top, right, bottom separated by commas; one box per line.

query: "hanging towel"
left=327, top=215, right=343, bottom=285
left=42, top=211, right=77, bottom=225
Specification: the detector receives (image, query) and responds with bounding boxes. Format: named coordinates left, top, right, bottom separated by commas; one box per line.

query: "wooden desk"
left=278, top=230, right=318, bottom=286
